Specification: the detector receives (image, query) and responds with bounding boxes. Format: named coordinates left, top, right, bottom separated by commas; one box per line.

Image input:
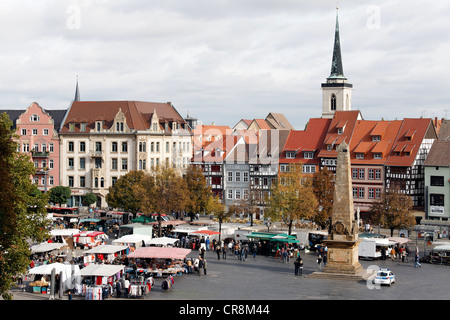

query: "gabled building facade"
left=59, top=100, right=192, bottom=208
left=4, top=102, right=66, bottom=192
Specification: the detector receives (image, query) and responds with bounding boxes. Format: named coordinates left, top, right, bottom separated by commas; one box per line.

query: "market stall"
left=147, top=236, right=179, bottom=247
left=73, top=231, right=108, bottom=249
left=30, top=242, right=70, bottom=265
left=112, top=234, right=152, bottom=250
left=76, top=264, right=125, bottom=300
left=127, top=247, right=191, bottom=277
left=27, top=262, right=81, bottom=294
left=83, top=245, right=129, bottom=264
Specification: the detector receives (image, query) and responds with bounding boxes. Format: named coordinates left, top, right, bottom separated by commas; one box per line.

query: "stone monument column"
left=322, top=142, right=362, bottom=275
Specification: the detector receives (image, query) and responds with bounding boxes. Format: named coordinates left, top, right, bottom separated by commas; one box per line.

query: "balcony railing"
left=31, top=151, right=50, bottom=157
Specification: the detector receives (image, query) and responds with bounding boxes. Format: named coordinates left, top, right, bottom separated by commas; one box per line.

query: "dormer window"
left=30, top=114, right=40, bottom=122
left=80, top=123, right=87, bottom=132
left=338, top=128, right=343, bottom=135
left=96, top=121, right=103, bottom=132
left=304, top=151, right=314, bottom=159
left=327, top=145, right=333, bottom=151
left=356, top=153, right=364, bottom=159
left=69, top=123, right=75, bottom=132
left=286, top=151, right=295, bottom=159
left=372, top=135, right=381, bottom=142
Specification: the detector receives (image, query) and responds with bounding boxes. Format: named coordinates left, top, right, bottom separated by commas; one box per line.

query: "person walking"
left=414, top=253, right=422, bottom=268
left=317, top=254, right=323, bottom=269
left=216, top=244, right=221, bottom=260
left=203, top=258, right=208, bottom=275
left=222, top=244, right=227, bottom=259
left=294, top=257, right=301, bottom=276
left=198, top=257, right=204, bottom=276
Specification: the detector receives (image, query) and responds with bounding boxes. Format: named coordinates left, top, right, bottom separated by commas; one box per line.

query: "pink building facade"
left=14, top=102, right=64, bottom=192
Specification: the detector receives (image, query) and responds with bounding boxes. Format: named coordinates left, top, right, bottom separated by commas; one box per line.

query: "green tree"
left=0, top=113, right=50, bottom=300
left=48, top=186, right=71, bottom=206
left=266, top=163, right=318, bottom=235
left=82, top=193, right=98, bottom=207
left=369, top=187, right=415, bottom=236
left=312, top=167, right=335, bottom=229
left=106, top=170, right=147, bottom=218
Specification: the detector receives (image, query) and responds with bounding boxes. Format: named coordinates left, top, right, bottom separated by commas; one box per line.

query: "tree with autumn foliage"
left=0, top=113, right=50, bottom=300
left=368, top=186, right=415, bottom=236
left=184, top=165, right=212, bottom=221
left=312, top=167, right=335, bottom=229
left=106, top=170, right=147, bottom=218
left=141, top=165, right=189, bottom=236
left=266, top=163, right=318, bottom=235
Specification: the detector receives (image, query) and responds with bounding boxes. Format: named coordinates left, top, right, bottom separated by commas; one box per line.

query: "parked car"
left=373, top=268, right=396, bottom=286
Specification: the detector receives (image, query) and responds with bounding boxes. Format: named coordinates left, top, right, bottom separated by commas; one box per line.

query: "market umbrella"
left=191, top=230, right=221, bottom=236
left=131, top=215, right=156, bottom=224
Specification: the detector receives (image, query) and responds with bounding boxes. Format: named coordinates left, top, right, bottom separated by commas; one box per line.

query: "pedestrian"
left=197, top=257, right=203, bottom=276
left=252, top=243, right=257, bottom=259
left=222, top=244, right=227, bottom=259
left=216, top=244, right=221, bottom=260
left=414, top=253, right=422, bottom=268
left=294, top=257, right=301, bottom=276
left=115, top=280, right=122, bottom=298
left=390, top=247, right=396, bottom=261
left=317, top=254, right=323, bottom=269
left=203, top=258, right=207, bottom=275
left=299, top=258, right=303, bottom=275
left=67, top=290, right=73, bottom=300
left=401, top=248, right=406, bottom=262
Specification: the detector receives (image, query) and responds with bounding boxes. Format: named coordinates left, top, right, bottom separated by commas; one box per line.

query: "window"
left=156, top=142, right=160, bottom=152
left=303, top=165, right=316, bottom=173
left=122, top=158, right=128, bottom=170
left=352, top=169, right=358, bottom=180
left=228, top=172, right=233, bottom=182
left=79, top=158, right=85, bottom=170
left=95, top=158, right=102, bottom=169
left=21, top=129, right=27, bottom=135
left=112, top=177, right=118, bottom=187
left=30, top=114, right=39, bottom=122
left=243, top=189, right=249, bottom=200
left=68, top=176, right=74, bottom=187
left=43, top=129, right=49, bottom=135
left=150, top=142, right=154, bottom=152
left=356, top=153, right=364, bottom=159
left=330, top=94, right=337, bottom=111
left=95, top=142, right=102, bottom=152
left=430, top=194, right=444, bottom=207
left=79, top=142, right=86, bottom=152
left=68, top=141, right=74, bottom=152
left=304, top=151, right=314, bottom=159
left=374, top=153, right=382, bottom=159
left=368, top=169, right=374, bottom=180
left=96, top=121, right=102, bottom=132
left=327, top=145, right=333, bottom=151
left=122, top=142, right=128, bottom=153
left=375, top=169, right=381, bottom=180
left=49, top=143, right=54, bottom=153
left=286, top=151, right=295, bottom=159
left=49, top=159, right=54, bottom=169
left=430, top=176, right=444, bottom=187
left=243, top=172, right=249, bottom=182
left=80, top=123, right=86, bottom=132
left=235, top=172, right=241, bottom=182
left=166, top=142, right=169, bottom=153
left=49, top=176, right=54, bottom=186
left=358, top=187, right=365, bottom=199
left=227, top=189, right=233, bottom=199
left=69, top=123, right=75, bottom=132
left=139, top=142, right=146, bottom=152
left=353, top=187, right=358, bottom=198
left=23, top=143, right=30, bottom=152
left=368, top=188, right=374, bottom=199
left=235, top=189, right=241, bottom=199
left=112, top=158, right=118, bottom=170
left=32, top=129, right=38, bottom=135
left=68, top=158, right=74, bottom=170
left=359, top=169, right=365, bottom=180
left=80, top=176, right=85, bottom=188
left=375, top=188, right=381, bottom=199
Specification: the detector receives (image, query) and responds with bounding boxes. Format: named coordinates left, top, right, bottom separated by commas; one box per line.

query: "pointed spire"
left=328, top=7, right=346, bottom=80
left=74, top=75, right=80, bottom=102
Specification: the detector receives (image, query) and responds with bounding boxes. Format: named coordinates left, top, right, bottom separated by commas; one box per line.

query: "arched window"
left=330, top=94, right=337, bottom=111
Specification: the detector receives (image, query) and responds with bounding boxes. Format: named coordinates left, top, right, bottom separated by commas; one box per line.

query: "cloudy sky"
left=0, top=0, right=449, bottom=129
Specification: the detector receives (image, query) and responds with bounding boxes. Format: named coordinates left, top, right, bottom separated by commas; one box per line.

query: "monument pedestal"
left=308, top=235, right=373, bottom=281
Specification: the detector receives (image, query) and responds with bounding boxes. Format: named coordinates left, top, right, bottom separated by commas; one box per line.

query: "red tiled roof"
left=61, top=101, right=187, bottom=133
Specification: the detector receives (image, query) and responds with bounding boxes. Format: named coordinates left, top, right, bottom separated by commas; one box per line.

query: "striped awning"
left=127, top=247, right=191, bottom=260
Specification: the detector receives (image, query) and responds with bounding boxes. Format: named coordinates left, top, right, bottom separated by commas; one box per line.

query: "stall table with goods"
left=127, top=247, right=191, bottom=277
left=83, top=245, right=129, bottom=264
left=27, top=262, right=81, bottom=295
left=77, top=264, right=125, bottom=300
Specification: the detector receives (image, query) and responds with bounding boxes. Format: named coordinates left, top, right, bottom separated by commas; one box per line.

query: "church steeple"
left=329, top=8, right=346, bottom=80
left=74, top=76, right=80, bottom=102
left=321, top=8, right=353, bottom=119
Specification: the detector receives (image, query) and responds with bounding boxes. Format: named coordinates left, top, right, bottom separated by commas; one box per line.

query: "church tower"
left=321, top=8, right=353, bottom=118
